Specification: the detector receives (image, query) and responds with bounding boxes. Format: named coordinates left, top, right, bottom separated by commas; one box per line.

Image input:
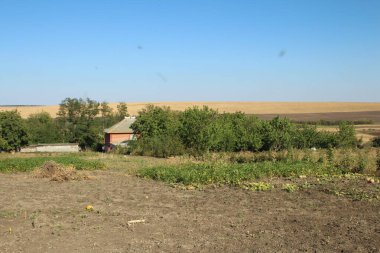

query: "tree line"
left=0, top=98, right=128, bottom=151
left=129, top=105, right=359, bottom=157
left=0, top=98, right=365, bottom=154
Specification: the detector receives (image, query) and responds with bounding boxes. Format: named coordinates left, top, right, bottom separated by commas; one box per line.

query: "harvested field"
left=257, top=111, right=380, bottom=123
left=1, top=102, right=380, bottom=118
left=0, top=170, right=379, bottom=252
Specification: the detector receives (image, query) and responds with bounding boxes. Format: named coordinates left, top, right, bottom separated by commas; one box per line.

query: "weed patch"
left=138, top=161, right=345, bottom=186
left=0, top=155, right=104, bottom=173
left=244, top=182, right=273, bottom=191
left=282, top=183, right=299, bottom=192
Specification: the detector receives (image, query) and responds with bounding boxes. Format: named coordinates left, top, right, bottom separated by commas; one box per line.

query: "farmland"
left=0, top=151, right=379, bottom=252
left=1, top=101, right=380, bottom=252
left=1, top=101, right=380, bottom=119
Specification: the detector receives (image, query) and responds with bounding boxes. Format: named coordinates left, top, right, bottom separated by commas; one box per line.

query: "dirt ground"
left=1, top=171, right=379, bottom=253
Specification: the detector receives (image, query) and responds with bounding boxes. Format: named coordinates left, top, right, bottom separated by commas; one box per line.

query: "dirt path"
left=1, top=171, right=379, bottom=252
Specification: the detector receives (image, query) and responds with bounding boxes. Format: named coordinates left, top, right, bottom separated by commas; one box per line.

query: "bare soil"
left=0, top=171, right=379, bottom=253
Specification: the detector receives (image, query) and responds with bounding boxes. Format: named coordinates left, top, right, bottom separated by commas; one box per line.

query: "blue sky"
left=0, top=0, right=379, bottom=104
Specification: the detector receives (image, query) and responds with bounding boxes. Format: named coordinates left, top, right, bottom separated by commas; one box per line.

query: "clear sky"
left=0, top=0, right=379, bottom=105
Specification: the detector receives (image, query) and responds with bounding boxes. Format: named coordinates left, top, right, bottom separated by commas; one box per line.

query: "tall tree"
left=57, top=97, right=100, bottom=149
left=100, top=102, right=113, bottom=118
left=116, top=102, right=129, bottom=120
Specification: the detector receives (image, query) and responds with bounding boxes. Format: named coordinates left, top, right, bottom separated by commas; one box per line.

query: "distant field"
left=1, top=102, right=380, bottom=119
left=257, top=111, right=380, bottom=123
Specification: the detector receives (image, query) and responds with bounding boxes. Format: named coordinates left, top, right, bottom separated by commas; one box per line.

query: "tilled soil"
left=0, top=171, right=379, bottom=253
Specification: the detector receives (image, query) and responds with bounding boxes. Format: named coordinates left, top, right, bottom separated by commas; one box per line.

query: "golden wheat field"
left=1, top=102, right=380, bottom=118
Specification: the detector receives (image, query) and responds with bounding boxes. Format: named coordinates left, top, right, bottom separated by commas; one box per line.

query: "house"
left=104, top=116, right=136, bottom=151
left=21, top=143, right=80, bottom=153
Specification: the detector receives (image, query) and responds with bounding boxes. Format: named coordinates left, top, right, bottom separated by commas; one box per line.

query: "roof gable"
left=104, top=117, right=136, bottom=133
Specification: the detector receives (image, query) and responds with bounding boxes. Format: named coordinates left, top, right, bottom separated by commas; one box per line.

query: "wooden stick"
left=127, top=219, right=146, bottom=226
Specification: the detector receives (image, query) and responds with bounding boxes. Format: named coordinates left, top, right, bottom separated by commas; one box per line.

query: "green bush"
left=131, top=135, right=184, bottom=158
left=372, top=137, right=380, bottom=147
left=129, top=105, right=357, bottom=157
left=0, top=111, right=29, bottom=151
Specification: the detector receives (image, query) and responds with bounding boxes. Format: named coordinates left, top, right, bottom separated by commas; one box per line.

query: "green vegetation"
left=136, top=148, right=379, bottom=186
left=282, top=183, right=299, bottom=192
left=246, top=182, right=273, bottom=191
left=0, top=155, right=104, bottom=173
left=0, top=111, right=29, bottom=151
left=0, top=98, right=130, bottom=152
left=57, top=98, right=107, bottom=150
left=130, top=105, right=359, bottom=157
left=26, top=112, right=63, bottom=144
left=0, top=99, right=361, bottom=154
left=137, top=161, right=344, bottom=186
left=372, top=136, right=380, bottom=147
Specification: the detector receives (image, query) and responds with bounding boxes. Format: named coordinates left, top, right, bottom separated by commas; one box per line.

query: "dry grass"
left=1, top=102, right=380, bottom=118
left=33, top=161, right=90, bottom=181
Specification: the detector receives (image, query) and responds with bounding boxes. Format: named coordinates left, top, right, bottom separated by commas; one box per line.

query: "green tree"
left=336, top=122, right=357, bottom=148
left=130, top=105, right=183, bottom=157
left=57, top=97, right=101, bottom=149
left=26, top=112, right=62, bottom=144
left=262, top=117, right=295, bottom=151
left=0, top=111, right=29, bottom=151
left=116, top=102, right=129, bottom=120
left=179, top=106, right=218, bottom=154
left=100, top=102, right=113, bottom=118
left=209, top=113, right=263, bottom=152
left=99, top=101, right=118, bottom=131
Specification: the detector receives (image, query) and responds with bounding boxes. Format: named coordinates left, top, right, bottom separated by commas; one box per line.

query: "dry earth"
left=0, top=171, right=379, bottom=253
left=1, top=102, right=380, bottom=118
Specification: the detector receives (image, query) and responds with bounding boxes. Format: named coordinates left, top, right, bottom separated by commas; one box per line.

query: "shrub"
left=336, top=122, right=357, bottom=148
left=372, top=137, right=380, bottom=147
left=0, top=111, right=29, bottom=151
left=131, top=135, right=185, bottom=158
left=179, top=106, right=219, bottom=155
left=262, top=117, right=295, bottom=151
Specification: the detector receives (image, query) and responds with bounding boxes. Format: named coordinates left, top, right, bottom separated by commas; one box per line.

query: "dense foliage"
left=55, top=98, right=129, bottom=150
left=27, top=112, right=63, bottom=144
left=372, top=137, right=380, bottom=148
left=0, top=98, right=129, bottom=152
left=131, top=105, right=359, bottom=157
left=0, top=111, right=29, bottom=151
left=0, top=101, right=361, bottom=154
